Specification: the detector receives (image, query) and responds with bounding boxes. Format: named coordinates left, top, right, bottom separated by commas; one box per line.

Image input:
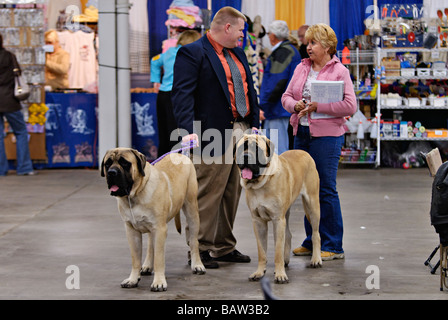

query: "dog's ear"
left=100, top=152, right=108, bottom=177
left=233, top=135, right=245, bottom=158
left=264, top=136, right=274, bottom=160
left=131, top=149, right=147, bottom=177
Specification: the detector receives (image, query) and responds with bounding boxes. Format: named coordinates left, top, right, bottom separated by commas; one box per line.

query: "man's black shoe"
left=213, top=250, right=251, bottom=263
left=188, top=251, right=219, bottom=269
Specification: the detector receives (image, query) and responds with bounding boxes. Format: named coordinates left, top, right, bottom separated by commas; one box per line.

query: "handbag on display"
left=12, top=53, right=30, bottom=101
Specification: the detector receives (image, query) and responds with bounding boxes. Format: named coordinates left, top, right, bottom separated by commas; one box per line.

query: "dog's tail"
left=175, top=213, right=181, bottom=234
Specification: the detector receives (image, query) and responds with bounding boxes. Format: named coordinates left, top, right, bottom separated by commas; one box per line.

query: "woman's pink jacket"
left=281, top=55, right=357, bottom=137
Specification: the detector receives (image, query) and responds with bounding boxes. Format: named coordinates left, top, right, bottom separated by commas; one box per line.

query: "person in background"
left=297, top=24, right=310, bottom=59
left=282, top=23, right=357, bottom=261
left=151, top=30, right=201, bottom=157
left=0, top=34, right=35, bottom=176
left=45, top=30, right=70, bottom=90
left=260, top=20, right=301, bottom=155
left=172, top=7, right=260, bottom=268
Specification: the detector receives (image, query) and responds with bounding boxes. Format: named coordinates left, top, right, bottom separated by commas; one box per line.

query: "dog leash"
left=151, top=129, right=259, bottom=166
left=150, top=140, right=198, bottom=165
left=150, top=128, right=260, bottom=166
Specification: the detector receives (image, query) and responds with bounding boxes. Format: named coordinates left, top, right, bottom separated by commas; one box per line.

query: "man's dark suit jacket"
left=172, top=34, right=260, bottom=156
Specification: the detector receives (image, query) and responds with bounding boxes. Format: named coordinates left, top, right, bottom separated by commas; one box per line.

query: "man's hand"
left=182, top=133, right=199, bottom=148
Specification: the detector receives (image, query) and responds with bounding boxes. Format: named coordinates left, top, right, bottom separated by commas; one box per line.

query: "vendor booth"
left=1, top=0, right=447, bottom=170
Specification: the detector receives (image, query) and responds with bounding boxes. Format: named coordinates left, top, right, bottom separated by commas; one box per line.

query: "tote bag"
left=12, top=53, right=30, bottom=101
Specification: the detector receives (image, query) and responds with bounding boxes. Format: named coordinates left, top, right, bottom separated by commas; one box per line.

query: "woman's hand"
left=153, top=82, right=161, bottom=93
left=294, top=100, right=307, bottom=113
left=296, top=101, right=318, bottom=118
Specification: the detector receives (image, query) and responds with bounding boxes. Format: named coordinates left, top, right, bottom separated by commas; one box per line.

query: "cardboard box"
left=417, top=68, right=431, bottom=76
left=432, top=69, right=447, bottom=77
left=426, top=129, right=448, bottom=138
left=401, top=68, right=415, bottom=77
left=382, top=60, right=400, bottom=69
left=4, top=132, right=46, bottom=160
left=385, top=70, right=401, bottom=77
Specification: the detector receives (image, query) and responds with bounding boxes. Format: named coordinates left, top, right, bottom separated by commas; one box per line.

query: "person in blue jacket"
left=260, top=20, right=301, bottom=155
left=150, top=30, right=201, bottom=156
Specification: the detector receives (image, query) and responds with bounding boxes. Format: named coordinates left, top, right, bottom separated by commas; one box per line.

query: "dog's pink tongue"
left=242, top=168, right=253, bottom=180
left=110, top=185, right=119, bottom=192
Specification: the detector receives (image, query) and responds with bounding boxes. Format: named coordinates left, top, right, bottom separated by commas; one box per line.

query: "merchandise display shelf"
left=380, top=105, right=448, bottom=110
left=381, top=137, right=448, bottom=141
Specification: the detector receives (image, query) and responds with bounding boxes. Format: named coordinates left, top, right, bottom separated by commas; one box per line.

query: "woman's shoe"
left=321, top=251, right=345, bottom=261
left=292, top=246, right=312, bottom=256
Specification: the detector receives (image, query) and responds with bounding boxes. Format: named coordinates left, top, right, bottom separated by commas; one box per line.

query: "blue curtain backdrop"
left=329, top=0, right=373, bottom=52
left=148, top=0, right=171, bottom=59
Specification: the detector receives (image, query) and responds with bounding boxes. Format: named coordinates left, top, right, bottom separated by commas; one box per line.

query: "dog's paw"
left=120, top=277, right=140, bottom=288
left=274, top=272, right=289, bottom=284
left=310, top=256, right=323, bottom=268
left=140, top=266, right=153, bottom=275
left=192, top=264, right=206, bottom=275
left=151, top=283, right=167, bottom=292
left=248, top=270, right=266, bottom=282
left=151, top=277, right=167, bottom=292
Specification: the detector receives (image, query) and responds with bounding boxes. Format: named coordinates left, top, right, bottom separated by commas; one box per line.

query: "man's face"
left=225, top=18, right=245, bottom=48
left=298, top=28, right=307, bottom=45
left=45, top=38, right=59, bottom=53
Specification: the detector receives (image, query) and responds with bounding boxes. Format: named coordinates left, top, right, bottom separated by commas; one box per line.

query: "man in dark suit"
left=172, top=7, right=260, bottom=268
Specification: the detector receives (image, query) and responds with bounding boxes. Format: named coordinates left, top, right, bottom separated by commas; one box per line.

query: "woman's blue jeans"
left=0, top=111, right=33, bottom=176
left=294, top=125, right=344, bottom=253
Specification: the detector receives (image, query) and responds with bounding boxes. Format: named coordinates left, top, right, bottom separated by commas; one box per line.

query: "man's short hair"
left=211, top=6, right=247, bottom=29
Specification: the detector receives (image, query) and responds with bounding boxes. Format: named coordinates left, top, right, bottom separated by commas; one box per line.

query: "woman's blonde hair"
left=45, top=29, right=59, bottom=44
left=305, top=23, right=338, bottom=56
left=177, top=30, right=201, bottom=46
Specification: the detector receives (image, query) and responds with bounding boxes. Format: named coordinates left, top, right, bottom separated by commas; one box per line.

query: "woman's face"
left=307, top=39, right=329, bottom=63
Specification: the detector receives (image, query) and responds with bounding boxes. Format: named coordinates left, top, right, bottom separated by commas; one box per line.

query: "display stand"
left=43, top=92, right=159, bottom=168
left=376, top=47, right=448, bottom=167
left=45, top=92, right=97, bottom=168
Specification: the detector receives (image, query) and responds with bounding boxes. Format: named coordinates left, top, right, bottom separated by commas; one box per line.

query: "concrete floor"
left=0, top=167, right=446, bottom=300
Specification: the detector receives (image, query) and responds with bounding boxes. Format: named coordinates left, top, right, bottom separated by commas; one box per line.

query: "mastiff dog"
left=101, top=148, right=205, bottom=291
left=235, top=134, right=322, bottom=284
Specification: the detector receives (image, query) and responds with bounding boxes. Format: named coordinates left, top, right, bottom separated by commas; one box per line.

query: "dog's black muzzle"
left=107, top=166, right=133, bottom=197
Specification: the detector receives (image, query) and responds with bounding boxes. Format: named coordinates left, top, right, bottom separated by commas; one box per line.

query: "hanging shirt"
left=58, top=30, right=97, bottom=89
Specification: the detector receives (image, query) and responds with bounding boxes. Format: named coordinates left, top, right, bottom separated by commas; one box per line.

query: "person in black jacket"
left=430, top=161, right=448, bottom=245
left=0, top=34, right=34, bottom=176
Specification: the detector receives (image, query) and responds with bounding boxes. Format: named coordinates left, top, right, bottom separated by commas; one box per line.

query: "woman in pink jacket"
left=282, top=24, right=357, bottom=261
